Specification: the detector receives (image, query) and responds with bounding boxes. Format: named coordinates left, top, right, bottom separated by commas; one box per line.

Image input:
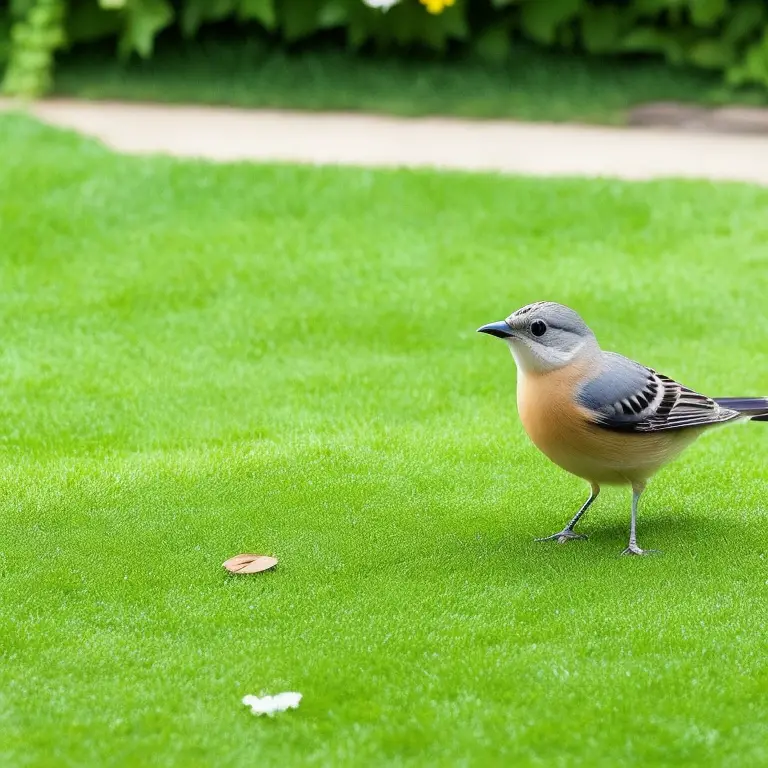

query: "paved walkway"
left=4, top=98, right=768, bottom=184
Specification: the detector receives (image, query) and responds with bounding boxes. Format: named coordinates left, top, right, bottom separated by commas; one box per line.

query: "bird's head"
left=477, top=301, right=598, bottom=374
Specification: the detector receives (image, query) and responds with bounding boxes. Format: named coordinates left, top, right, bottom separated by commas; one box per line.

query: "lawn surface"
left=53, top=36, right=767, bottom=125
left=2, top=113, right=768, bottom=767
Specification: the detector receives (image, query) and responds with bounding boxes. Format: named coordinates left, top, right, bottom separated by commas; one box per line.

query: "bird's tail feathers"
left=715, top=397, right=768, bottom=422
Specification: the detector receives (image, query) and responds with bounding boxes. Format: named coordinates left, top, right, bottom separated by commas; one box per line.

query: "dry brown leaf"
left=222, top=554, right=278, bottom=574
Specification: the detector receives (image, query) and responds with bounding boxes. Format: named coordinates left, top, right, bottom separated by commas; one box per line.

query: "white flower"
left=362, top=0, right=401, bottom=10
left=242, top=692, right=302, bottom=717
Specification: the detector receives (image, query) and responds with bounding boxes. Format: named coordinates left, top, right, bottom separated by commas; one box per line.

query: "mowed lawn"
left=1, top=113, right=768, bottom=767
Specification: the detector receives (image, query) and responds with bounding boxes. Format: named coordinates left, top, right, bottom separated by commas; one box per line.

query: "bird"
left=477, top=301, right=768, bottom=555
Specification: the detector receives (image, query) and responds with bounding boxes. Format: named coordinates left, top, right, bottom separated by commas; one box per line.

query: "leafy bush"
left=3, top=0, right=768, bottom=98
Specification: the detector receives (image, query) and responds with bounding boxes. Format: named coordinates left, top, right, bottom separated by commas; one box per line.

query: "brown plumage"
left=516, top=358, right=699, bottom=488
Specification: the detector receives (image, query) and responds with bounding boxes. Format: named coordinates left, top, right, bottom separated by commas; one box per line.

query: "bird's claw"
left=535, top=530, right=588, bottom=544
left=620, top=544, right=660, bottom=556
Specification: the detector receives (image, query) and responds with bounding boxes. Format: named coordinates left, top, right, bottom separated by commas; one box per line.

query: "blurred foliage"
left=3, top=0, right=768, bottom=98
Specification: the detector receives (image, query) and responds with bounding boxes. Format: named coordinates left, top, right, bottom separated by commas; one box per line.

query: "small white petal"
left=273, top=692, right=302, bottom=709
left=362, top=0, right=400, bottom=10
left=242, top=692, right=302, bottom=716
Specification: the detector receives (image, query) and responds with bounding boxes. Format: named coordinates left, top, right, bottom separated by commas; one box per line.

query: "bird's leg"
left=536, top=483, right=600, bottom=544
left=621, top=483, right=658, bottom=556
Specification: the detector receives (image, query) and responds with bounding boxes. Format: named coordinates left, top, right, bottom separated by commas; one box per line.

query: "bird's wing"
left=576, top=352, right=742, bottom=433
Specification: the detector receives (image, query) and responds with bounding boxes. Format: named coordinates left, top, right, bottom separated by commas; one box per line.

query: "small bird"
left=478, top=302, right=768, bottom=555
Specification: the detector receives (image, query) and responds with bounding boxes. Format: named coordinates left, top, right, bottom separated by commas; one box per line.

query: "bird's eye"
left=530, top=320, right=547, bottom=337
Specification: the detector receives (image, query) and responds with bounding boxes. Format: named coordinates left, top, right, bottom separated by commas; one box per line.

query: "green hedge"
left=3, top=0, right=768, bottom=98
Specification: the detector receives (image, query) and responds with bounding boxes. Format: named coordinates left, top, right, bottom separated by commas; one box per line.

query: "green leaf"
left=687, top=37, right=734, bottom=67
left=519, top=0, right=580, bottom=45
left=118, top=0, right=174, bottom=58
left=181, top=0, right=237, bottom=38
left=667, top=2, right=685, bottom=26
left=237, top=0, right=275, bottom=29
left=206, top=0, right=239, bottom=22
left=388, top=4, right=433, bottom=47
left=663, top=38, right=686, bottom=64
left=343, top=1, right=374, bottom=50
left=279, top=0, right=319, bottom=42
left=473, top=27, right=511, bottom=63
left=724, top=0, right=764, bottom=42
left=0, top=17, right=11, bottom=64
left=346, top=16, right=369, bottom=50
left=621, top=26, right=671, bottom=52
left=317, top=0, right=347, bottom=29
left=14, top=48, right=50, bottom=68
left=558, top=23, right=576, bottom=49
left=9, top=0, right=36, bottom=19
left=67, top=1, right=122, bottom=44
left=580, top=7, right=623, bottom=54
left=181, top=0, right=207, bottom=37
left=29, top=7, right=54, bottom=28
left=632, top=0, right=672, bottom=14
left=621, top=25, right=689, bottom=64
left=433, top=3, right=469, bottom=40
left=727, top=30, right=768, bottom=85
left=688, top=0, right=728, bottom=27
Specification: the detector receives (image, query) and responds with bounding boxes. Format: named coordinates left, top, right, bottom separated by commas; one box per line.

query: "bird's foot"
left=620, top=543, right=660, bottom=556
left=535, top=530, right=588, bottom=544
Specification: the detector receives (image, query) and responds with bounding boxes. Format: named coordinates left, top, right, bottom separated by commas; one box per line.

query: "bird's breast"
left=515, top=365, right=694, bottom=484
left=517, top=364, right=592, bottom=463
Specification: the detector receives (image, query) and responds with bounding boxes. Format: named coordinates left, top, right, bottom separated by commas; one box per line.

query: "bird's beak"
left=477, top=320, right=515, bottom=339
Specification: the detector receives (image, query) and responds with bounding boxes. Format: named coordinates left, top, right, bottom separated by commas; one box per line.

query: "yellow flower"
left=420, top=0, right=455, bottom=14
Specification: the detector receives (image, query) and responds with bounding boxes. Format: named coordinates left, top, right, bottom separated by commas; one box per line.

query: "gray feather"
left=713, top=397, right=768, bottom=415
left=577, top=353, right=651, bottom=415
left=512, top=302, right=591, bottom=337
left=577, top=353, right=742, bottom=433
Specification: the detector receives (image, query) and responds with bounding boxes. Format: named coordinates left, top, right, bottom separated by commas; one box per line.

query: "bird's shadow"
left=441, top=507, right=753, bottom=577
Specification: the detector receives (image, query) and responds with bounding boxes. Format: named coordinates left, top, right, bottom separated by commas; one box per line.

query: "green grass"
left=53, top=35, right=768, bottom=125
left=2, top=112, right=768, bottom=767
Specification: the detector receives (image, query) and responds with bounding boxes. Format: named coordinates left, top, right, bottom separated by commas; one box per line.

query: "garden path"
left=4, top=98, right=768, bottom=185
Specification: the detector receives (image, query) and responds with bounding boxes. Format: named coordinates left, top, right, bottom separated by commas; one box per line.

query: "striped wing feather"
left=590, top=367, right=741, bottom=433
